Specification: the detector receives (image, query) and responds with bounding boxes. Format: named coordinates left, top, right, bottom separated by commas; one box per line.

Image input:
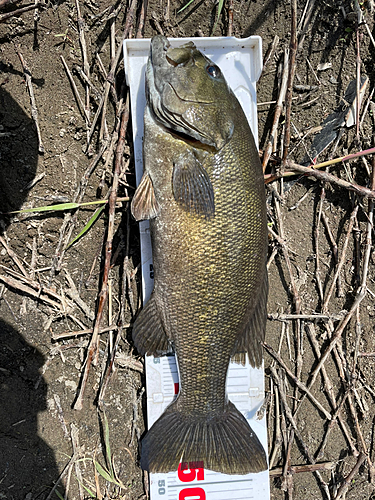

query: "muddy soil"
left=1, top=0, right=375, bottom=499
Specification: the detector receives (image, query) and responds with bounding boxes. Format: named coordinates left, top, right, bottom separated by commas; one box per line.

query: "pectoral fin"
left=231, top=272, right=268, bottom=368
left=131, top=172, right=160, bottom=221
left=172, top=151, right=214, bottom=218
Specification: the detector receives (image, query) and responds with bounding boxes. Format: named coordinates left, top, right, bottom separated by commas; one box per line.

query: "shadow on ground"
left=0, top=320, right=65, bottom=499
left=0, top=87, right=64, bottom=499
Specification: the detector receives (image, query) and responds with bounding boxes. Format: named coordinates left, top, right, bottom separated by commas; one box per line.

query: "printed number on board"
left=178, top=462, right=204, bottom=482
left=158, top=480, right=165, bottom=495
left=179, top=488, right=206, bottom=500
left=178, top=462, right=205, bottom=500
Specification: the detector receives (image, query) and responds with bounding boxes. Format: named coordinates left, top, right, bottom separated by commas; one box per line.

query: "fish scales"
left=131, top=35, right=268, bottom=475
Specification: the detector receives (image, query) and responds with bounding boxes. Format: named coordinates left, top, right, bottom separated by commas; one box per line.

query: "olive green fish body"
left=132, top=36, right=268, bottom=475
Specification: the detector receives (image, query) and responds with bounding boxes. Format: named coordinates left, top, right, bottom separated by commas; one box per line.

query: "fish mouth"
left=149, top=83, right=216, bottom=150
left=166, top=80, right=215, bottom=107
left=148, top=35, right=172, bottom=81
left=167, top=83, right=216, bottom=106
left=149, top=35, right=215, bottom=105
left=146, top=35, right=232, bottom=151
left=149, top=34, right=171, bottom=62
left=146, top=36, right=210, bottom=145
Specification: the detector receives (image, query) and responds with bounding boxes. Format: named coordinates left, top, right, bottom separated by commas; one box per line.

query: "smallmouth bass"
left=131, top=35, right=268, bottom=475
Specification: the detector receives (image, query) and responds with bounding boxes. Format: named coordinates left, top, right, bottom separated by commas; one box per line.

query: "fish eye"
left=206, top=64, right=221, bottom=78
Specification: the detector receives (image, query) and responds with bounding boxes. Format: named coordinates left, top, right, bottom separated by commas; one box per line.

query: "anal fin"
left=132, top=293, right=172, bottom=356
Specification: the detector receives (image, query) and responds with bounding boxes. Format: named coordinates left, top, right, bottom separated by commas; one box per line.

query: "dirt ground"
left=1, top=0, right=375, bottom=499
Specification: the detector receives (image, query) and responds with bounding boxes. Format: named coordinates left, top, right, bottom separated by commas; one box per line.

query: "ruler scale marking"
left=124, top=36, right=270, bottom=500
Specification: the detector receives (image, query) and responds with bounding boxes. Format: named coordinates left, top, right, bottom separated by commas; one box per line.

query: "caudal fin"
left=141, top=400, right=267, bottom=475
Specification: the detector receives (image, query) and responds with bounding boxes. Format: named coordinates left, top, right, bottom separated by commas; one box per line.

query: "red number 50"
left=177, top=462, right=204, bottom=482
left=179, top=487, right=206, bottom=500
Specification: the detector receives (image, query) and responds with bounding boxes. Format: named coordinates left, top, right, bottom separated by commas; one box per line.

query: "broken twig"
left=17, top=49, right=44, bottom=153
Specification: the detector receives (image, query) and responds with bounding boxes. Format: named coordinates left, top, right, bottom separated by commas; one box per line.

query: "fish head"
left=146, top=35, right=236, bottom=151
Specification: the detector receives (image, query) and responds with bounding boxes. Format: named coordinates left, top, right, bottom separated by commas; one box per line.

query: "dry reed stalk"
left=73, top=92, right=130, bottom=410
left=262, top=49, right=289, bottom=172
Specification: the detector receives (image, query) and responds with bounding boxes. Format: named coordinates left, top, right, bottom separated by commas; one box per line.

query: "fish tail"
left=141, top=400, right=267, bottom=475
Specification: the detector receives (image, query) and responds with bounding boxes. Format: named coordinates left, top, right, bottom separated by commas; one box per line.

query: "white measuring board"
left=123, top=36, right=270, bottom=500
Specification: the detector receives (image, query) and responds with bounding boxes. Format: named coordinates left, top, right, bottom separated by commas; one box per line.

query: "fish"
left=131, top=35, right=268, bottom=475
